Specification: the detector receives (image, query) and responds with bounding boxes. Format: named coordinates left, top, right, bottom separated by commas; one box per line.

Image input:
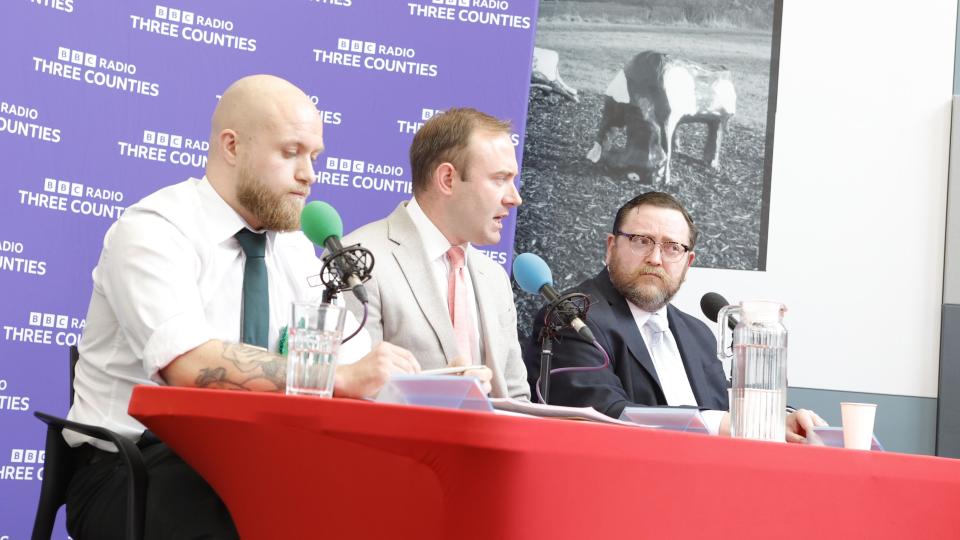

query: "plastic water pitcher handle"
left=717, top=304, right=740, bottom=360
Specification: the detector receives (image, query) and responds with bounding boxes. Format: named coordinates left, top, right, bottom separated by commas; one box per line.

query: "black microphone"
left=513, top=253, right=595, bottom=341
left=301, top=201, right=372, bottom=304
left=701, top=292, right=737, bottom=330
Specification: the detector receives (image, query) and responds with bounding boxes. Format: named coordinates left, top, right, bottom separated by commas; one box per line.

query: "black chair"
left=31, top=345, right=147, bottom=540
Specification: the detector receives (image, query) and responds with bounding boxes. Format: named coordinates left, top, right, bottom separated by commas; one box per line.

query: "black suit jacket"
left=522, top=268, right=729, bottom=418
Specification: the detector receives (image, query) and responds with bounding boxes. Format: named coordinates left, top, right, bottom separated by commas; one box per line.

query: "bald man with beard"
left=64, top=75, right=420, bottom=538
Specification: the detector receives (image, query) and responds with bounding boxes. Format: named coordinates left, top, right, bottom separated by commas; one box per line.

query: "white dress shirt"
left=67, top=177, right=370, bottom=448
left=626, top=301, right=725, bottom=434
left=404, top=197, right=483, bottom=364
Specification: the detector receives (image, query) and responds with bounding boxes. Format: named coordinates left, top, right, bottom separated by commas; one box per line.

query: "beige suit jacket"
left=342, top=202, right=530, bottom=400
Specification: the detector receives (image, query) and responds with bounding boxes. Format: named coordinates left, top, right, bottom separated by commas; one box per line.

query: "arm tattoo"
left=192, top=343, right=286, bottom=391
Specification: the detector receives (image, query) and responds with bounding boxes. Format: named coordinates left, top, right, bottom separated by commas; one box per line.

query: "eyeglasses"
left=614, top=231, right=690, bottom=262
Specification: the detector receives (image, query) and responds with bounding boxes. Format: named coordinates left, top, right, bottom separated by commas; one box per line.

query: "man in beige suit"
left=344, top=107, right=529, bottom=399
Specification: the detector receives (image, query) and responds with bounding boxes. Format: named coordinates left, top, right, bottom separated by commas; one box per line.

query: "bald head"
left=205, top=74, right=326, bottom=231
left=209, top=74, right=316, bottom=158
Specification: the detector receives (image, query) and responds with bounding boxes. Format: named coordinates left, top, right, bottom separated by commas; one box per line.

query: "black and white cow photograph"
left=515, top=0, right=781, bottom=338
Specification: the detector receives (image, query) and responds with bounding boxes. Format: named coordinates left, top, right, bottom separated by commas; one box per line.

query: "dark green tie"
left=235, top=228, right=269, bottom=348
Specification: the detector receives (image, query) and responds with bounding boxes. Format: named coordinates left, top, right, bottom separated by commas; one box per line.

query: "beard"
left=608, top=255, right=686, bottom=312
left=236, top=164, right=305, bottom=232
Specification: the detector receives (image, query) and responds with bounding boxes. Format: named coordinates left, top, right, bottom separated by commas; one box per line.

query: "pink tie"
left=446, top=246, right=475, bottom=364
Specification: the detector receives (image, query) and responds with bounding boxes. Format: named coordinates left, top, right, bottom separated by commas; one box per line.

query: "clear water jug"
left=716, top=301, right=787, bottom=442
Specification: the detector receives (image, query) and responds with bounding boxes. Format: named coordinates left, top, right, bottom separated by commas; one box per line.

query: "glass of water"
left=285, top=301, right=346, bottom=397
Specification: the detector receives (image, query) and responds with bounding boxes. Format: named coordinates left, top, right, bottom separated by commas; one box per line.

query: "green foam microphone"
left=300, top=200, right=371, bottom=304
left=301, top=200, right=343, bottom=246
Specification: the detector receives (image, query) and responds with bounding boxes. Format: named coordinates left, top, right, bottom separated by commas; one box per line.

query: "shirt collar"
left=625, top=300, right=669, bottom=331
left=197, top=176, right=277, bottom=246
left=405, top=197, right=470, bottom=263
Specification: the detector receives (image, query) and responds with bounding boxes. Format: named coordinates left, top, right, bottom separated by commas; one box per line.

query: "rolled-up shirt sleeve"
left=97, top=212, right=215, bottom=382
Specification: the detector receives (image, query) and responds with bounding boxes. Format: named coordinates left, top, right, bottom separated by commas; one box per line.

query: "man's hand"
left=334, top=342, right=420, bottom=399
left=718, top=411, right=731, bottom=437
left=717, top=409, right=827, bottom=442
left=449, top=356, right=493, bottom=395
left=785, top=409, right=828, bottom=443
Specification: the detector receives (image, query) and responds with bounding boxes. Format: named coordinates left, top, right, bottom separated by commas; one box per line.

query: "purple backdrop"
left=0, top=1, right=538, bottom=537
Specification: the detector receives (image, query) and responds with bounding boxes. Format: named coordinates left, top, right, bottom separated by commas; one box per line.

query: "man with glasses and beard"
left=522, top=192, right=824, bottom=441
left=64, top=75, right=420, bottom=539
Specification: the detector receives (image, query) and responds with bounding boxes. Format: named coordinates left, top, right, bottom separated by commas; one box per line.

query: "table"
left=129, top=386, right=960, bottom=539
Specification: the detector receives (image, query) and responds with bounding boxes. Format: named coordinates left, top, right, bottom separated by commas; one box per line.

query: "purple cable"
left=341, top=301, right=368, bottom=344
left=536, top=338, right=611, bottom=404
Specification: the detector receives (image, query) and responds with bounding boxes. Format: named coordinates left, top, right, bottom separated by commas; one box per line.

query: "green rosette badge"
left=278, top=325, right=289, bottom=356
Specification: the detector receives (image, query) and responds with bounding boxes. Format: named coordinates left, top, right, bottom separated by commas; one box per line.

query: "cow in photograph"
left=586, top=51, right=736, bottom=185
left=530, top=47, right=579, bottom=103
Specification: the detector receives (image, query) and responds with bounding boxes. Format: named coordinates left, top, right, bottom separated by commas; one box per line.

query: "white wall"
left=944, top=96, right=960, bottom=304
left=673, top=0, right=956, bottom=398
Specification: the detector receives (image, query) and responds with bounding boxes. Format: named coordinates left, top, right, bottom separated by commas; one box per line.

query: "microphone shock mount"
left=540, top=292, right=591, bottom=340
left=308, top=244, right=374, bottom=303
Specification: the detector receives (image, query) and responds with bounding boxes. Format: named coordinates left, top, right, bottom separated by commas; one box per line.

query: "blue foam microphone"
left=513, top=253, right=595, bottom=341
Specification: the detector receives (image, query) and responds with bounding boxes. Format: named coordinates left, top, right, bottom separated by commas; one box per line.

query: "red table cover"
left=129, top=386, right=960, bottom=539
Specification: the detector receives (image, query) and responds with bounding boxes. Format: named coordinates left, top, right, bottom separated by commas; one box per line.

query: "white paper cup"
left=840, top=402, right=877, bottom=450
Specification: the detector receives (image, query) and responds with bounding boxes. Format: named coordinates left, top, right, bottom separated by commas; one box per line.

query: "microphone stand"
left=538, top=334, right=553, bottom=404
left=322, top=284, right=338, bottom=304
left=313, top=252, right=372, bottom=344
left=535, top=292, right=588, bottom=404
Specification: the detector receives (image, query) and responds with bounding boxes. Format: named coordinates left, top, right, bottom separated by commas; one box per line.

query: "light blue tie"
left=645, top=312, right=697, bottom=406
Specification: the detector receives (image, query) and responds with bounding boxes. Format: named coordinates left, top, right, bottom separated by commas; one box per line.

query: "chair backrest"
left=34, top=416, right=77, bottom=534
left=35, top=344, right=146, bottom=540
left=31, top=346, right=81, bottom=540
left=69, top=345, right=79, bottom=406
